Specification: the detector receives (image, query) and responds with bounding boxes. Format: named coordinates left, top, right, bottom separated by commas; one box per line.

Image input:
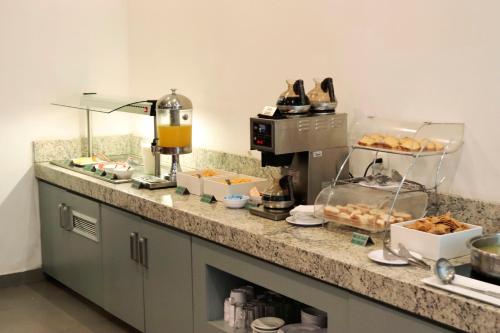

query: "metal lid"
left=157, top=88, right=192, bottom=110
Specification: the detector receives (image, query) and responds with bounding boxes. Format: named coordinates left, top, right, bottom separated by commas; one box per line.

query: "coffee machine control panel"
left=251, top=121, right=273, bottom=149
left=251, top=114, right=347, bottom=155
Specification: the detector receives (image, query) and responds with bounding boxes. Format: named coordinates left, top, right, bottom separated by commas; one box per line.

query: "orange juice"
left=158, top=124, right=192, bottom=148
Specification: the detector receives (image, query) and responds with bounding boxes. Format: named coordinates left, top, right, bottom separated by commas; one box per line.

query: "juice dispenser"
left=155, top=88, right=193, bottom=186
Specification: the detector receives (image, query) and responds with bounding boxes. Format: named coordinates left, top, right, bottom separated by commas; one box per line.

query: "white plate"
left=251, top=317, right=285, bottom=331
left=422, top=276, right=500, bottom=307
left=278, top=323, right=321, bottom=332
left=368, top=249, right=423, bottom=265
left=286, top=216, right=324, bottom=227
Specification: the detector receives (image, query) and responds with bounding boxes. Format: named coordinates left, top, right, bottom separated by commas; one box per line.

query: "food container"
left=314, top=183, right=427, bottom=233
left=203, top=175, right=267, bottom=201
left=391, top=221, right=483, bottom=260
left=176, top=169, right=237, bottom=195
left=467, top=233, right=500, bottom=280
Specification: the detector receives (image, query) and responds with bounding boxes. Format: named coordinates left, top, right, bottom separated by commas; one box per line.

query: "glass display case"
left=314, top=116, right=464, bottom=238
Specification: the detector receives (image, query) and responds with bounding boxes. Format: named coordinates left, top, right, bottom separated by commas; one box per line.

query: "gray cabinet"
left=38, top=181, right=103, bottom=306
left=101, top=204, right=193, bottom=333
left=101, top=205, right=145, bottom=331
left=348, top=294, right=455, bottom=333
left=142, top=219, right=193, bottom=333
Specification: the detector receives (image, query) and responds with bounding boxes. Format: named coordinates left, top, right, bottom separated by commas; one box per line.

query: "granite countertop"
left=35, top=162, right=500, bottom=333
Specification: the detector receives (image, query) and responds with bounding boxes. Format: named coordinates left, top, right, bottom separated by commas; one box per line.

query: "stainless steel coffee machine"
left=249, top=113, right=348, bottom=220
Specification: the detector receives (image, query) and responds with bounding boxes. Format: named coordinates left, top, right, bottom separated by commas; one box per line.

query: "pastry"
left=382, top=136, right=399, bottom=149
left=434, top=142, right=445, bottom=151
left=399, top=137, right=421, bottom=152
left=323, top=203, right=412, bottom=230
left=357, top=133, right=444, bottom=153
left=404, top=212, right=468, bottom=235
left=358, top=135, right=376, bottom=146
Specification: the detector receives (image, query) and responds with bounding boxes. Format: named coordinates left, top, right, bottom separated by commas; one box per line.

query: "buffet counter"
left=35, top=162, right=500, bottom=333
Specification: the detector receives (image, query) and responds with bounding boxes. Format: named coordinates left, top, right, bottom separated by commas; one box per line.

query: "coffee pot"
left=276, top=80, right=311, bottom=115
left=307, top=77, right=337, bottom=112
left=262, top=174, right=295, bottom=210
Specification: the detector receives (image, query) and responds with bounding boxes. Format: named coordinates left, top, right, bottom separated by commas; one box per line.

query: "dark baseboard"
left=0, top=268, right=45, bottom=288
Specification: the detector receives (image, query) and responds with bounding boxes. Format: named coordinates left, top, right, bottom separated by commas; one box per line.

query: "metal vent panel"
left=72, top=211, right=99, bottom=242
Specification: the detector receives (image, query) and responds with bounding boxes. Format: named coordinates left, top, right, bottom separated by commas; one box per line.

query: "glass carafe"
left=276, top=80, right=310, bottom=114
left=308, top=77, right=337, bottom=112
left=156, top=89, right=193, bottom=153
left=262, top=174, right=295, bottom=209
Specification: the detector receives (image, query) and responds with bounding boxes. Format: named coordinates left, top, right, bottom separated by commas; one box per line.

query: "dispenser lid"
left=157, top=89, right=192, bottom=110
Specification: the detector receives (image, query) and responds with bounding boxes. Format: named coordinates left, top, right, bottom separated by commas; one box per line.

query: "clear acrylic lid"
left=314, top=182, right=428, bottom=233
left=52, top=93, right=154, bottom=114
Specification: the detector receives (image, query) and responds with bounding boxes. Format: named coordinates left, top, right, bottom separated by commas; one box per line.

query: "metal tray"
left=50, top=160, right=132, bottom=184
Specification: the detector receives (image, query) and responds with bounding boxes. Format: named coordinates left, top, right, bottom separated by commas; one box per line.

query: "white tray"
left=391, top=220, right=483, bottom=260
left=176, top=169, right=237, bottom=196
left=422, top=275, right=500, bottom=307
left=203, top=175, right=267, bottom=201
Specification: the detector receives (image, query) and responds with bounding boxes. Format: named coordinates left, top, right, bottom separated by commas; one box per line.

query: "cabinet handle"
left=130, top=232, right=139, bottom=262
left=58, top=203, right=65, bottom=228
left=58, top=203, right=70, bottom=230
left=138, top=237, right=148, bottom=268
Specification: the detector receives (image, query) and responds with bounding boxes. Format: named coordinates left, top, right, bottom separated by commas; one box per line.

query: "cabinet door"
left=63, top=190, right=102, bottom=306
left=142, top=221, right=193, bottom=333
left=348, top=294, right=454, bottom=333
left=39, top=181, right=103, bottom=306
left=102, top=205, right=145, bottom=332
left=39, top=182, right=71, bottom=284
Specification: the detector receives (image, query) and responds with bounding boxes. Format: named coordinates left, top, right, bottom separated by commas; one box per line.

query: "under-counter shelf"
left=208, top=320, right=250, bottom=333
left=192, top=238, right=347, bottom=333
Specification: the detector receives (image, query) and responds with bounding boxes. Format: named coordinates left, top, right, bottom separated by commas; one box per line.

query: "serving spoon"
left=435, top=258, right=500, bottom=299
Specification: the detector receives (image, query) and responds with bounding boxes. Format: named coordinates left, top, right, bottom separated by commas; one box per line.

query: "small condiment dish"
left=223, top=195, right=249, bottom=209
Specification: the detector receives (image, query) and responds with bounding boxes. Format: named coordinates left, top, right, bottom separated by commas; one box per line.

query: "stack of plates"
left=251, top=317, right=285, bottom=333
left=278, top=323, right=324, bottom=332
left=300, top=307, right=327, bottom=328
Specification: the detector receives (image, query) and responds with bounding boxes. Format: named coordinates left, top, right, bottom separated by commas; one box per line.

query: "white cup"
left=230, top=288, right=247, bottom=305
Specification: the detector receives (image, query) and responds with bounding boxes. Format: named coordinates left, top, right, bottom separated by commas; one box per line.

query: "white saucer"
left=286, top=215, right=324, bottom=226
left=368, top=249, right=423, bottom=265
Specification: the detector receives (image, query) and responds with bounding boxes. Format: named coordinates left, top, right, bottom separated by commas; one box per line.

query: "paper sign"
left=176, top=186, right=190, bottom=195
left=351, top=232, right=374, bottom=246
left=260, top=106, right=277, bottom=117
left=200, top=194, right=216, bottom=204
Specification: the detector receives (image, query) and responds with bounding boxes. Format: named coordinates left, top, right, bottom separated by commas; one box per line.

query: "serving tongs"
left=383, top=240, right=430, bottom=269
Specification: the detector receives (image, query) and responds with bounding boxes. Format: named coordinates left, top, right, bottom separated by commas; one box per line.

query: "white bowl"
left=223, top=195, right=249, bottom=209
left=301, top=307, right=327, bottom=328
left=251, top=317, right=285, bottom=331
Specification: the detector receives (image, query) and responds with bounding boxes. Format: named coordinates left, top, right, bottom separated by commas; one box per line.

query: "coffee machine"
left=249, top=113, right=348, bottom=220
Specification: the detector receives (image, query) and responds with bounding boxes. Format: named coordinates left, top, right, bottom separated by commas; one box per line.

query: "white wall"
left=0, top=0, right=131, bottom=275
left=128, top=0, right=500, bottom=202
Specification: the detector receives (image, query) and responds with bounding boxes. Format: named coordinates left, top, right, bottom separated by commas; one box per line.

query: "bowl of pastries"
left=323, top=203, right=413, bottom=233
left=391, top=213, right=483, bottom=260
left=357, top=133, right=445, bottom=153
left=404, top=212, right=470, bottom=235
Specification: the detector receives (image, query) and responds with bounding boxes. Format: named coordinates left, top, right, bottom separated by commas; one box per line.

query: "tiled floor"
left=0, top=279, right=137, bottom=333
